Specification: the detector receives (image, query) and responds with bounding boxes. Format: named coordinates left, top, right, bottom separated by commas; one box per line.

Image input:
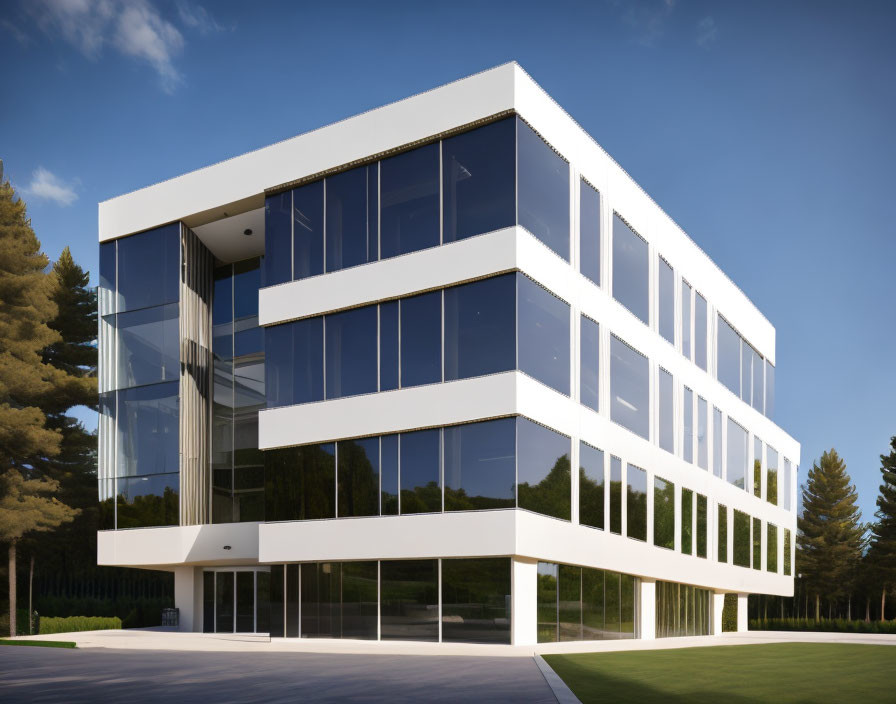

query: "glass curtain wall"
left=202, top=568, right=271, bottom=634
left=655, top=581, right=712, bottom=638
left=716, top=313, right=774, bottom=419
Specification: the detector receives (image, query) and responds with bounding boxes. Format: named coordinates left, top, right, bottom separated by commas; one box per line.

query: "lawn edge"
left=534, top=653, right=582, bottom=704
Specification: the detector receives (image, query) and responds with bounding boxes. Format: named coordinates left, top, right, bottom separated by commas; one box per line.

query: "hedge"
left=750, top=617, right=896, bottom=634
left=39, top=616, right=122, bottom=635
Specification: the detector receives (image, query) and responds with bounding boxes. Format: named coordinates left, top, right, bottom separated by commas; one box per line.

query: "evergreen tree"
left=797, top=449, right=866, bottom=619
left=868, top=437, right=896, bottom=620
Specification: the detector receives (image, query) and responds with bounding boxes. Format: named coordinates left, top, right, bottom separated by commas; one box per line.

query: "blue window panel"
left=580, top=316, right=599, bottom=412
left=717, top=315, right=740, bottom=396
left=579, top=441, right=605, bottom=530
left=683, top=386, right=694, bottom=464
left=264, top=318, right=323, bottom=408
left=116, top=472, right=179, bottom=528
left=694, top=292, right=708, bottom=371
left=579, top=180, right=601, bottom=285
left=213, top=265, right=233, bottom=326
left=380, top=143, right=439, bottom=259
left=517, top=118, right=570, bottom=261
left=399, top=428, right=441, bottom=514
left=399, top=291, right=442, bottom=388
left=337, top=436, right=380, bottom=518
left=117, top=224, right=179, bottom=312
left=609, top=335, right=649, bottom=440
left=442, top=118, right=516, bottom=243
left=265, top=192, right=292, bottom=287
left=517, top=274, right=570, bottom=396
left=443, top=274, right=515, bottom=382
left=444, top=417, right=516, bottom=511
left=516, top=417, right=571, bottom=520
left=114, top=303, right=179, bottom=389
left=293, top=181, right=324, bottom=281
left=379, top=301, right=399, bottom=392
left=658, top=257, right=674, bottom=345
left=325, top=305, right=378, bottom=399
left=99, top=240, right=116, bottom=316
left=765, top=361, right=775, bottom=419
left=658, top=368, right=674, bottom=454
left=612, top=215, right=649, bottom=325
left=115, top=381, right=179, bottom=477
left=326, top=165, right=377, bottom=273
left=233, top=258, right=261, bottom=321
left=381, top=433, right=399, bottom=515
left=234, top=326, right=263, bottom=359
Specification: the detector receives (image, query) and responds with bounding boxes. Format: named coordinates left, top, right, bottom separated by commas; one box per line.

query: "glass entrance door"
left=202, top=568, right=270, bottom=633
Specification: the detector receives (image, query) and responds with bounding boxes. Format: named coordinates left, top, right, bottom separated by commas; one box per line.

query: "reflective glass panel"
left=263, top=443, right=335, bottom=521
left=610, top=456, right=622, bottom=535
left=767, top=446, right=779, bottom=506
left=766, top=361, right=775, bottom=419
left=117, top=225, right=179, bottom=312
left=114, top=303, right=179, bottom=389
left=626, top=464, right=647, bottom=541
left=293, top=181, right=325, bottom=280
left=741, top=339, right=753, bottom=405
left=733, top=509, right=750, bottom=567
left=610, top=336, right=649, bottom=440
left=517, top=118, right=570, bottom=261
left=337, top=437, right=380, bottom=518
left=233, top=258, right=261, bottom=321
left=326, top=165, right=377, bottom=272
left=537, top=562, right=558, bottom=643
left=264, top=192, right=292, bottom=286
left=400, top=428, right=441, bottom=514
left=683, top=386, right=694, bottom=464
left=203, top=571, right=215, bottom=633
left=717, top=315, right=741, bottom=396
left=580, top=180, right=601, bottom=284
left=696, top=493, right=707, bottom=558
left=681, top=487, right=693, bottom=555
left=580, top=316, right=599, bottom=412
left=718, top=504, right=728, bottom=563
left=559, top=563, right=582, bottom=641
left=264, top=318, right=323, bottom=408
left=99, top=240, right=116, bottom=316
left=380, top=559, right=438, bottom=641
left=681, top=280, right=692, bottom=360
left=236, top=572, right=254, bottom=632
left=325, top=305, right=377, bottom=399
left=654, top=477, right=675, bottom=550
left=695, top=292, right=707, bottom=371
left=381, top=144, right=439, bottom=259
left=115, top=381, right=179, bottom=477
left=784, top=528, right=792, bottom=575
left=579, top=442, right=605, bottom=530
left=659, top=368, right=674, bottom=454
left=400, top=291, right=441, bottom=388
left=751, top=346, right=764, bottom=412
left=697, top=397, right=708, bottom=470
left=442, top=118, right=515, bottom=243
left=727, top=418, right=747, bottom=489
left=767, top=523, right=778, bottom=573
left=216, top=571, right=235, bottom=633
left=658, top=257, right=674, bottom=344
left=612, top=215, right=648, bottom=324
left=441, top=558, right=511, bottom=644
left=444, top=418, right=515, bottom=511
left=517, top=275, right=570, bottom=395
left=753, top=517, right=762, bottom=570
left=116, top=472, right=179, bottom=528
left=286, top=565, right=298, bottom=638
left=381, top=434, right=399, bottom=516
left=783, top=458, right=791, bottom=511
left=713, top=407, right=723, bottom=479
left=517, top=418, right=570, bottom=520
left=754, top=437, right=763, bottom=498
left=379, top=301, right=399, bottom=392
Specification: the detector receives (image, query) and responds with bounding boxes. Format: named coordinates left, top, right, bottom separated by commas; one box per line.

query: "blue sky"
left=2, top=0, right=894, bottom=524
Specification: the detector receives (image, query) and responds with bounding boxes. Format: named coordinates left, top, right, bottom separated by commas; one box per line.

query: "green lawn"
left=0, top=639, right=77, bottom=648
left=544, top=643, right=896, bottom=704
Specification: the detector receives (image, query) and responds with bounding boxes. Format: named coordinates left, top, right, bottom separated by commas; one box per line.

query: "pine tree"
left=797, top=449, right=866, bottom=619
left=868, top=437, right=896, bottom=620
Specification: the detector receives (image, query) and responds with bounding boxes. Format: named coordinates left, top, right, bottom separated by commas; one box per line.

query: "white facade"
left=98, top=63, right=799, bottom=643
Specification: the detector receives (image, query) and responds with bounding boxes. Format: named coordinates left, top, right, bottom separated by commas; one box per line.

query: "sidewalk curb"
left=533, top=653, right=581, bottom=704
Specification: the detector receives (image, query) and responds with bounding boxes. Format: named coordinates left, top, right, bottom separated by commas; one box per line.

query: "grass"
left=0, top=639, right=77, bottom=649
left=544, top=643, right=896, bottom=703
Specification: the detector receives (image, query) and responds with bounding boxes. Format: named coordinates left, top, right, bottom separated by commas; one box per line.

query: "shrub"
left=38, top=616, right=122, bottom=635
left=0, top=610, right=38, bottom=636
left=749, top=617, right=896, bottom=634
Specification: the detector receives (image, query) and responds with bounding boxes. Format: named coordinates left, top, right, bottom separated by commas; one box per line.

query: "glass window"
left=610, top=336, right=649, bottom=440
left=655, top=581, right=712, bottom=638
left=580, top=316, right=599, bottom=412
left=444, top=418, right=515, bottom=511
left=99, top=240, right=116, bottom=316
left=580, top=180, right=601, bottom=285
left=658, top=368, right=674, bottom=454
left=399, top=428, right=441, bottom=514
left=380, top=559, right=438, bottom=641
left=264, top=192, right=292, bottom=287
left=579, top=442, right=604, bottom=530
left=337, top=437, right=380, bottom=518
left=784, top=528, right=792, bottom=575
left=767, top=446, right=779, bottom=506
left=727, top=418, right=747, bottom=490
left=733, top=509, right=750, bottom=567
left=381, top=434, right=398, bottom=515
left=694, top=292, right=707, bottom=371
left=681, top=280, right=692, bottom=360
left=783, top=458, right=791, bottom=511
left=113, top=303, right=179, bottom=389
left=117, top=225, right=179, bottom=313
left=766, top=361, right=775, bottom=419
left=517, top=275, right=570, bottom=395
left=753, top=437, right=763, bottom=498
left=286, top=565, right=298, bottom=638
left=612, top=215, right=648, bottom=324
left=717, top=315, right=740, bottom=396
left=713, top=407, right=723, bottom=479
left=379, top=301, right=399, bottom=392
left=537, top=562, right=558, bottom=643
left=751, top=346, right=764, bottom=413
left=517, top=118, right=570, bottom=261
left=558, top=563, right=582, bottom=641
left=696, top=494, right=707, bottom=558
left=325, top=165, right=377, bottom=272
left=626, top=464, right=647, bottom=541
left=658, top=257, right=674, bottom=344
left=116, top=472, right=179, bottom=528
left=264, top=317, right=323, bottom=408
left=325, top=305, right=378, bottom=399
left=654, top=477, right=675, bottom=550
left=442, top=118, right=515, bottom=243
left=767, top=524, right=778, bottom=573
left=610, top=456, right=622, bottom=535
left=683, top=386, right=694, bottom=464
left=718, top=504, right=728, bottom=563
left=752, top=517, right=762, bottom=570
left=697, top=397, right=708, bottom=470
left=293, top=181, right=325, bottom=281
left=444, top=275, right=515, bottom=382
left=400, top=291, right=442, bottom=388
left=517, top=418, right=570, bottom=520
left=301, top=561, right=377, bottom=639
left=233, top=258, right=261, bottom=321
left=381, top=144, right=439, bottom=259
left=263, top=443, right=335, bottom=521
left=115, top=381, right=179, bottom=477
left=442, top=558, right=511, bottom=644
left=681, top=487, right=693, bottom=554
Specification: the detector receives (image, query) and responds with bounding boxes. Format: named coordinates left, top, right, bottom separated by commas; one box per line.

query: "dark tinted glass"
left=695, top=292, right=707, bottom=371
left=263, top=443, right=335, bottom=521
left=579, top=442, right=604, bottom=530
left=580, top=180, right=601, bottom=284
left=293, top=181, right=324, bottom=280
left=116, top=381, right=179, bottom=477
left=605, top=571, right=620, bottom=633
left=580, top=316, right=599, bottom=412
left=518, top=275, right=570, bottom=395
left=681, top=488, right=693, bottom=554
left=379, top=301, right=399, bottom=391
left=559, top=564, right=582, bottom=641
left=659, top=368, right=674, bottom=453
left=264, top=317, right=323, bottom=408
left=380, top=559, right=438, bottom=641
left=610, top=456, right=622, bottom=534
left=116, top=472, right=179, bottom=528
left=203, top=571, right=215, bottom=633
left=753, top=517, right=762, bottom=570
left=517, top=418, right=570, bottom=520
left=117, top=225, right=179, bottom=313
left=444, top=418, right=515, bottom=511
left=517, top=119, right=569, bottom=261
left=537, top=562, right=558, bottom=643
left=265, top=192, right=292, bottom=286
left=326, top=165, right=377, bottom=272
left=767, top=523, right=778, bottom=573
left=582, top=568, right=605, bottom=640
left=444, top=275, right=515, bottom=382
left=233, top=258, right=261, bottom=321
left=380, top=144, right=439, bottom=258
left=621, top=574, right=636, bottom=636
left=286, top=565, right=299, bottom=637
left=733, top=509, right=750, bottom=567
left=216, top=571, right=235, bottom=633
left=337, top=437, right=380, bottom=518
left=300, top=561, right=378, bottom=639
left=381, top=433, right=398, bottom=515
left=696, top=494, right=708, bottom=558
left=400, top=428, right=440, bottom=514
left=400, top=291, right=441, bottom=388
left=236, top=571, right=254, bottom=632
left=717, top=315, right=740, bottom=396
left=658, top=257, right=674, bottom=344
left=114, top=303, right=179, bottom=389
left=610, top=336, right=649, bottom=440
left=718, top=505, right=728, bottom=562
left=626, top=465, right=647, bottom=541
left=268, top=565, right=284, bottom=637
left=784, top=528, right=792, bottom=575
left=612, top=215, right=648, bottom=325
left=256, top=571, right=270, bottom=633
left=654, top=477, right=674, bottom=549
left=341, top=561, right=378, bottom=639
left=441, top=558, right=511, bottom=644
left=442, top=118, right=515, bottom=242
left=213, top=265, right=233, bottom=326
left=325, top=305, right=377, bottom=399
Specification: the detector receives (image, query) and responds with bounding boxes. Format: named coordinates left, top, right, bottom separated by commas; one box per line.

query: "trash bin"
left=161, top=608, right=179, bottom=627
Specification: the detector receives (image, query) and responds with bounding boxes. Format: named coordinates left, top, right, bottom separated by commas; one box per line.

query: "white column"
left=737, top=592, right=749, bottom=632
left=511, top=557, right=538, bottom=646
left=173, top=566, right=203, bottom=633
left=640, top=578, right=656, bottom=640
left=712, top=592, right=726, bottom=635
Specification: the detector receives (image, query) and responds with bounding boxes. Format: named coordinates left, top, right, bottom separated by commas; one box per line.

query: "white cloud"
left=620, top=0, right=677, bottom=46
left=177, top=2, right=225, bottom=35
left=24, top=168, right=78, bottom=206
left=697, top=16, right=718, bottom=48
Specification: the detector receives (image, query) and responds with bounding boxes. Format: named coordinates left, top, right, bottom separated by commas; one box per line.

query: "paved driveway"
left=0, top=647, right=558, bottom=703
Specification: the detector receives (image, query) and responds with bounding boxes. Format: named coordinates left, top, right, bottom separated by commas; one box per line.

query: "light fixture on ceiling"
left=243, top=228, right=253, bottom=236
left=223, top=545, right=232, bottom=550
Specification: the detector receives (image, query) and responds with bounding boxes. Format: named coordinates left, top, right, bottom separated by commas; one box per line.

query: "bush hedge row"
left=750, top=617, right=896, bottom=634
left=39, top=616, right=122, bottom=635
